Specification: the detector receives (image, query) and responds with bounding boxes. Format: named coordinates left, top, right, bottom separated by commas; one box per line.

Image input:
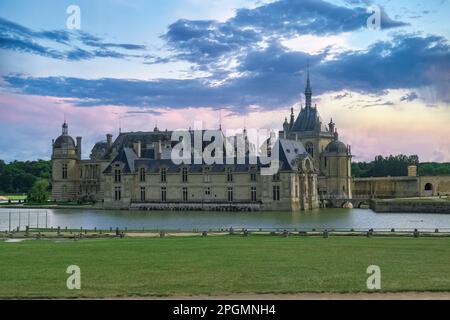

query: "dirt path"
left=112, top=292, right=450, bottom=300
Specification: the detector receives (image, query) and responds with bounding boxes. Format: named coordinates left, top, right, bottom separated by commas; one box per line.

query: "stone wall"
left=371, top=199, right=450, bottom=213
left=353, top=176, right=450, bottom=198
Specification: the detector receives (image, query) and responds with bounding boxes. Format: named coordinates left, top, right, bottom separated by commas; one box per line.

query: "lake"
left=1, top=208, right=450, bottom=232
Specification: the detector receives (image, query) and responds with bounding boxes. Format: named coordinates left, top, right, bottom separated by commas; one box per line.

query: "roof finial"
left=219, top=109, right=222, bottom=130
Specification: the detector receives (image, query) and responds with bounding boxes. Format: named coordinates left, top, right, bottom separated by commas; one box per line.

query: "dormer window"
left=182, top=167, right=188, bottom=183
left=139, top=167, right=146, bottom=182
left=114, top=169, right=121, bottom=183
left=160, top=167, right=167, bottom=183
left=306, top=142, right=314, bottom=157
left=226, top=167, right=233, bottom=183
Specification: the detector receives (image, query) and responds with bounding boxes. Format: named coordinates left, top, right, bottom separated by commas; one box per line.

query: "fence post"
left=8, top=211, right=11, bottom=232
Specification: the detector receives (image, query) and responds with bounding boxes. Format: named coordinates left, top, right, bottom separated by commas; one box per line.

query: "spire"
left=305, top=64, right=312, bottom=108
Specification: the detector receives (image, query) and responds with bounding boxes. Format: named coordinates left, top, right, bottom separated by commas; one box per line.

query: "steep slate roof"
left=104, top=147, right=138, bottom=173
left=290, top=106, right=323, bottom=132
left=274, top=139, right=310, bottom=171
left=103, top=138, right=312, bottom=174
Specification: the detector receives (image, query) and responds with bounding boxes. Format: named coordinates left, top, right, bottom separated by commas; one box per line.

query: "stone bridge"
left=320, top=195, right=372, bottom=209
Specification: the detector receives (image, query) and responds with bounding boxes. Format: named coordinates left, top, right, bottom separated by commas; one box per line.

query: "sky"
left=0, top=0, right=449, bottom=162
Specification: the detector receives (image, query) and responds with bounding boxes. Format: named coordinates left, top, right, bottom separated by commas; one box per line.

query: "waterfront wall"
left=353, top=176, right=450, bottom=198
left=371, top=199, right=450, bottom=213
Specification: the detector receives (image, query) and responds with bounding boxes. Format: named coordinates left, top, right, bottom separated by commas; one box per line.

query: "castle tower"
left=51, top=121, right=79, bottom=201
left=322, top=130, right=352, bottom=200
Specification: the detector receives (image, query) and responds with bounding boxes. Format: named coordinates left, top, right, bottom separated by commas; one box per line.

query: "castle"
left=51, top=72, right=354, bottom=211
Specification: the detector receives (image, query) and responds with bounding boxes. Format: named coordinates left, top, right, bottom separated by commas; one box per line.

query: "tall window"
left=114, top=186, right=121, bottom=201
left=114, top=169, right=121, bottom=183
left=227, top=187, right=234, bottom=202
left=182, top=167, right=188, bottom=183
left=226, top=167, right=233, bottom=183
left=160, top=167, right=167, bottom=183
left=272, top=172, right=280, bottom=182
left=140, top=168, right=146, bottom=182
left=203, top=167, right=211, bottom=183
left=204, top=187, right=211, bottom=196
left=140, top=187, right=146, bottom=202
left=182, top=187, right=188, bottom=202
left=306, top=142, right=314, bottom=157
left=62, top=164, right=68, bottom=180
left=161, top=187, right=167, bottom=201
left=251, top=187, right=257, bottom=202
left=272, top=185, right=280, bottom=201
left=250, top=167, right=257, bottom=182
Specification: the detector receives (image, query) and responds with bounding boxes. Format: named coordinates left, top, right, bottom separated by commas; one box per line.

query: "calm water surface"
left=1, top=208, right=450, bottom=231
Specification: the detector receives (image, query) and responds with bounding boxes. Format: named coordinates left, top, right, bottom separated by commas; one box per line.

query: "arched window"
left=306, top=142, right=314, bottom=157
left=424, top=183, right=433, bottom=191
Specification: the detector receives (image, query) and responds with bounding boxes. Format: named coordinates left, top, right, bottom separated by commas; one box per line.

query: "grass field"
left=1, top=235, right=450, bottom=298
left=0, top=195, right=27, bottom=201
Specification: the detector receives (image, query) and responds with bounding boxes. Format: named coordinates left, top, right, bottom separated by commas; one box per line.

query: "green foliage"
left=352, top=154, right=419, bottom=177
left=418, top=162, right=450, bottom=176
left=28, top=179, right=50, bottom=203
left=0, top=160, right=52, bottom=193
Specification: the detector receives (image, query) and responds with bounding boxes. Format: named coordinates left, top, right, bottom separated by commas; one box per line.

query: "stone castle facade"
left=51, top=73, right=353, bottom=211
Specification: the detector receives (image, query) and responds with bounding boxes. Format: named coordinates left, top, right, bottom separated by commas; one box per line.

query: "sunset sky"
left=0, top=0, right=449, bottom=162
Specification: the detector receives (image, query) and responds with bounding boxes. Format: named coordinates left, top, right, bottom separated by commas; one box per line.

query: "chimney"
left=106, top=134, right=113, bottom=149
left=76, top=136, right=82, bottom=159
left=133, top=141, right=142, bottom=158
left=154, top=140, right=162, bottom=160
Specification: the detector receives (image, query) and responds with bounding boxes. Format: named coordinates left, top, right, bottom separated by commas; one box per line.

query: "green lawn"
left=1, top=236, right=450, bottom=298
left=0, top=194, right=27, bottom=201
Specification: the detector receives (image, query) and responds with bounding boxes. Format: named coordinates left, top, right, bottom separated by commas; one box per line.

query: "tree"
left=352, top=154, right=420, bottom=177
left=0, top=159, right=51, bottom=193
left=28, top=179, right=50, bottom=203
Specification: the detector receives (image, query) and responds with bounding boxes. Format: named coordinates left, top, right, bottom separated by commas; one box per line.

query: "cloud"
left=162, top=0, right=407, bottom=65
left=0, top=17, right=147, bottom=61
left=3, top=33, right=450, bottom=111
left=400, top=92, right=419, bottom=102
left=314, top=34, right=450, bottom=102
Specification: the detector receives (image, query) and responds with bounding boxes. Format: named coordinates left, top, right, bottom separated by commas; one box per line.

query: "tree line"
left=352, top=154, right=450, bottom=177
left=0, top=159, right=51, bottom=194
left=0, top=157, right=449, bottom=195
